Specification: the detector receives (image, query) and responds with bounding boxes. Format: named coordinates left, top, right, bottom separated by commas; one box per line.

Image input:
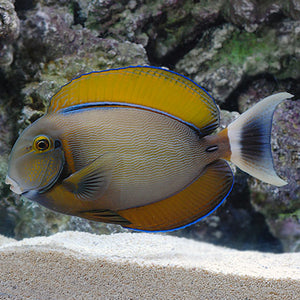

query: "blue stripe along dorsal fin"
left=48, top=66, right=219, bottom=135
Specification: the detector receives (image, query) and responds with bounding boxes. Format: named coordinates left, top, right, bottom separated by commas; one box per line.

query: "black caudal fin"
left=227, top=92, right=293, bottom=186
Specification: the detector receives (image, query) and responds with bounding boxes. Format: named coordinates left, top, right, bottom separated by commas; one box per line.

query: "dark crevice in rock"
left=0, top=70, right=26, bottom=146
left=219, top=85, right=240, bottom=112
left=147, top=17, right=226, bottom=68
left=224, top=175, right=283, bottom=253
left=0, top=208, right=15, bottom=237
left=15, top=0, right=36, bottom=12
left=279, top=78, right=300, bottom=99
left=220, top=73, right=293, bottom=112
left=261, top=11, right=286, bottom=26
left=147, top=32, right=204, bottom=69
left=72, top=1, right=87, bottom=26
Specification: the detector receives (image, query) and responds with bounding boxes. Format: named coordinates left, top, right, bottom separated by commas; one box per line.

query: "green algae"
left=278, top=209, right=300, bottom=221
left=214, top=29, right=277, bottom=67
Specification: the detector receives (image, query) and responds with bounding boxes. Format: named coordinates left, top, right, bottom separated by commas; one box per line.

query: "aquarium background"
left=0, top=0, right=299, bottom=253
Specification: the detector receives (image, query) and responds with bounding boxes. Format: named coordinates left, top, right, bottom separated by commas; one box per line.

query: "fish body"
left=6, top=66, right=292, bottom=231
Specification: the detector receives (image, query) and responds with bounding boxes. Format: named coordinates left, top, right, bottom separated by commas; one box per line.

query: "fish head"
left=6, top=116, right=65, bottom=195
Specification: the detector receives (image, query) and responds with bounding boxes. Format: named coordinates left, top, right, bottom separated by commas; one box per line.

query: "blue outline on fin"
left=50, top=66, right=226, bottom=231
left=124, top=166, right=234, bottom=233
left=50, top=65, right=220, bottom=134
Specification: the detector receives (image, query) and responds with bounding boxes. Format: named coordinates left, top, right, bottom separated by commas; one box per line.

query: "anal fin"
left=118, top=160, right=233, bottom=232
left=79, top=209, right=131, bottom=225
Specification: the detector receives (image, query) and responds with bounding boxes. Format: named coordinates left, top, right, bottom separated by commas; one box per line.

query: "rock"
left=285, top=0, right=300, bottom=20
left=176, top=20, right=299, bottom=104
left=85, top=0, right=222, bottom=61
left=0, top=0, right=19, bottom=42
left=222, top=0, right=282, bottom=32
left=19, top=39, right=147, bottom=122
left=222, top=0, right=300, bottom=32
left=11, top=1, right=148, bottom=120
left=223, top=0, right=258, bottom=32
left=14, top=3, right=147, bottom=77
left=12, top=201, right=127, bottom=239
left=17, top=5, right=81, bottom=63
left=0, top=232, right=299, bottom=299
left=0, top=0, right=20, bottom=66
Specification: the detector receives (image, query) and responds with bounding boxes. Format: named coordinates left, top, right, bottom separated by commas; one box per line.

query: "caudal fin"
left=227, top=92, right=293, bottom=186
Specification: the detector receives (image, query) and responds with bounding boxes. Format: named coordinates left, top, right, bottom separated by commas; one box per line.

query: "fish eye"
left=33, top=136, right=52, bottom=152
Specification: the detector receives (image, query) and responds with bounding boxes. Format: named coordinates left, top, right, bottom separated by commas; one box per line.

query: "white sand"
left=0, top=232, right=299, bottom=299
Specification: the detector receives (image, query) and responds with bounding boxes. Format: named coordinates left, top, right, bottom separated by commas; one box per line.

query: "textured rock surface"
left=0, top=232, right=299, bottom=300
left=176, top=20, right=299, bottom=102
left=0, top=0, right=299, bottom=252
left=0, top=0, right=20, bottom=66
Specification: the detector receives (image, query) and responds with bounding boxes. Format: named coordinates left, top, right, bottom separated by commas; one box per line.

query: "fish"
left=5, top=66, right=293, bottom=232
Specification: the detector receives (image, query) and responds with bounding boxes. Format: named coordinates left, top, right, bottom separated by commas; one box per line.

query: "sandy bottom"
left=0, top=231, right=299, bottom=299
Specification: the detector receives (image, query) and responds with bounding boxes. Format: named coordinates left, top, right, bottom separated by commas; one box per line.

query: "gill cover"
left=7, top=132, right=65, bottom=194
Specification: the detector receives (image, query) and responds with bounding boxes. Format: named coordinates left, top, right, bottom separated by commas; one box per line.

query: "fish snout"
left=5, top=176, right=23, bottom=195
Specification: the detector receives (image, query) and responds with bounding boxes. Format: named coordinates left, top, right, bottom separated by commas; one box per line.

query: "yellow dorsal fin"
left=48, top=66, right=219, bottom=134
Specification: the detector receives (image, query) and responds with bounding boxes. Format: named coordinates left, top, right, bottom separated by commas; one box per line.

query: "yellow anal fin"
left=48, top=66, right=219, bottom=134
left=118, top=160, right=233, bottom=232
left=78, top=209, right=132, bottom=226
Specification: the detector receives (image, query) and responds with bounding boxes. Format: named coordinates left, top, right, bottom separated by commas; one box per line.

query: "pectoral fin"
left=62, top=153, right=114, bottom=201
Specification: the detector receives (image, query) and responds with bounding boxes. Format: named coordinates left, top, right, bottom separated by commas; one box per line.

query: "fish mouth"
left=5, top=176, right=23, bottom=195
